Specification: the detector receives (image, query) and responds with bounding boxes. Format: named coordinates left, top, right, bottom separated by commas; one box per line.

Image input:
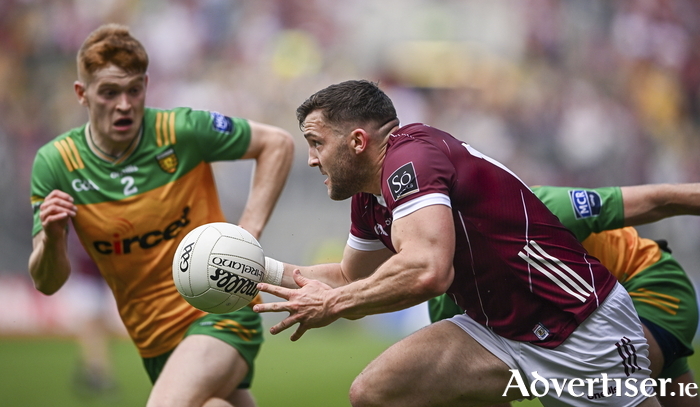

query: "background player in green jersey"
left=430, top=183, right=700, bottom=407
left=28, top=24, right=294, bottom=407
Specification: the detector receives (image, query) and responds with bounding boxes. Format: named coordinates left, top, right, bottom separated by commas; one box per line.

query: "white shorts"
left=448, top=283, right=654, bottom=406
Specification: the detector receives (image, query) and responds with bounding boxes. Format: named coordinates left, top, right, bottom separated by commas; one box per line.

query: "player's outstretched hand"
left=254, top=269, right=340, bottom=341
left=39, top=190, right=77, bottom=239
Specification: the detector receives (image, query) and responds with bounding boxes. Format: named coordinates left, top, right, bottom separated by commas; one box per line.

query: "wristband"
left=263, top=256, right=284, bottom=286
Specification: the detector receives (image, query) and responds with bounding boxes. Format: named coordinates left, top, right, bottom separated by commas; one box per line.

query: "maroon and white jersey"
left=349, top=123, right=617, bottom=348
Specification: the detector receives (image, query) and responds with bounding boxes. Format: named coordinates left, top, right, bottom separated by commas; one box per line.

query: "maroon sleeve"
left=381, top=137, right=454, bottom=212
left=349, top=194, right=378, bottom=240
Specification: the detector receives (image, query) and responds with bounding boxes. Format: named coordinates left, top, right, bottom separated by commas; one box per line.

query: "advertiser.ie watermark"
left=504, top=370, right=698, bottom=399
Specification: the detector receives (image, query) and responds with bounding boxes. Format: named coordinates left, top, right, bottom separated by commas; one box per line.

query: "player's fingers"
left=291, top=269, right=310, bottom=286
left=269, top=315, right=301, bottom=335
left=256, top=282, right=291, bottom=299
left=42, top=192, right=76, bottom=209
left=42, top=212, right=70, bottom=226
left=290, top=325, right=308, bottom=342
left=40, top=198, right=77, bottom=216
left=45, top=189, right=74, bottom=201
left=253, top=301, right=290, bottom=313
left=40, top=207, right=75, bottom=224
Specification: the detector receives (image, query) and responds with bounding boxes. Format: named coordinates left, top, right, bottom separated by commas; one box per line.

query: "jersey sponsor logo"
left=110, top=165, right=139, bottom=179
left=518, top=240, right=594, bottom=303
left=568, top=190, right=602, bottom=219
left=93, top=206, right=191, bottom=255
left=156, top=148, right=179, bottom=174
left=387, top=162, right=419, bottom=201
left=210, top=112, right=233, bottom=133
left=72, top=178, right=100, bottom=192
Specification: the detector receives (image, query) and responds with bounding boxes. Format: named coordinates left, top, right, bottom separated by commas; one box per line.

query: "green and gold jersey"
left=30, top=107, right=253, bottom=358
left=534, top=186, right=662, bottom=282
left=429, top=185, right=698, bottom=353
left=532, top=186, right=697, bottom=351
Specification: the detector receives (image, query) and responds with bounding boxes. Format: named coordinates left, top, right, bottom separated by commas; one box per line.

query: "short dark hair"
left=296, top=80, right=397, bottom=132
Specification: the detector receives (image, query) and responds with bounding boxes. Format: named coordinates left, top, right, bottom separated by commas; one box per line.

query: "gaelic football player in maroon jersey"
left=255, top=80, right=663, bottom=406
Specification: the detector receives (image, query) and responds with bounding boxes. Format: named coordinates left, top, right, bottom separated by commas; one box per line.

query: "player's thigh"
left=349, top=320, right=519, bottom=407
left=147, top=335, right=249, bottom=407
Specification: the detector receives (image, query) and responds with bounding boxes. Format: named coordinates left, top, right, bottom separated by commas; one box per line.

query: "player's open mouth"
left=113, top=118, right=133, bottom=130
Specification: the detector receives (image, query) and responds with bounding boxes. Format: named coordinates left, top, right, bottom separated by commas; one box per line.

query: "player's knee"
left=349, top=373, right=384, bottom=407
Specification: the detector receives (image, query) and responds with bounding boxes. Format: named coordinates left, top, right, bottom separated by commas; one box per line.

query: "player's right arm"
left=28, top=189, right=76, bottom=295
left=621, top=183, right=700, bottom=226
left=270, top=245, right=394, bottom=289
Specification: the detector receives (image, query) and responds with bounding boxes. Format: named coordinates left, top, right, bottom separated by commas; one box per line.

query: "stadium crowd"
left=1, top=0, right=700, bottom=330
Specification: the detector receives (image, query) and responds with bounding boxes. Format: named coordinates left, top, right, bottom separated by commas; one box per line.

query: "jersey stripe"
left=162, top=112, right=170, bottom=145
left=156, top=112, right=163, bottom=146
left=65, top=137, right=85, bottom=169
left=518, top=240, right=594, bottom=303
left=629, top=288, right=680, bottom=315
left=519, top=251, right=588, bottom=302
left=529, top=240, right=594, bottom=291
left=156, top=112, right=177, bottom=147
left=54, top=138, right=85, bottom=172
left=53, top=140, right=74, bottom=171
left=168, top=111, right=176, bottom=144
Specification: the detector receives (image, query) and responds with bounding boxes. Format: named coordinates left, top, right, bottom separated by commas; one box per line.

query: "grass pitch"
left=0, top=324, right=694, bottom=406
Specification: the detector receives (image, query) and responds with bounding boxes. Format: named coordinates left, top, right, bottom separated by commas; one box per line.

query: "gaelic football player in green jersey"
left=28, top=24, right=294, bottom=407
left=430, top=183, right=700, bottom=407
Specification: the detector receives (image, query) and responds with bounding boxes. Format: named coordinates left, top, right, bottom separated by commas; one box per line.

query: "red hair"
left=77, top=23, right=148, bottom=83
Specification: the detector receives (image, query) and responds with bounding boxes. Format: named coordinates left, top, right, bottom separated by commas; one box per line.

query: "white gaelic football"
left=172, top=222, right=264, bottom=314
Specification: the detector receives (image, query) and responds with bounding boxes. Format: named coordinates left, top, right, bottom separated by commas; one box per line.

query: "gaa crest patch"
left=156, top=148, right=178, bottom=174
left=387, top=162, right=419, bottom=201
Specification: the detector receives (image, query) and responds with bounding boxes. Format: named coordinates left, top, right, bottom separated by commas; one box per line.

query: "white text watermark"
left=504, top=370, right=698, bottom=399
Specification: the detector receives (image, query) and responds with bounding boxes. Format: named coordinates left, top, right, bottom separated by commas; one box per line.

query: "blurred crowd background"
left=1, top=0, right=700, bottom=337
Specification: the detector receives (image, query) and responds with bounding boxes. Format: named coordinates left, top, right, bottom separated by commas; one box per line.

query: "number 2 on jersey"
left=121, top=176, right=138, bottom=196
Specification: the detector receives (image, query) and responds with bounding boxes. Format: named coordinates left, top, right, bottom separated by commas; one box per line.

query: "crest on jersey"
left=210, top=112, right=233, bottom=133
left=156, top=148, right=178, bottom=174
left=387, top=162, right=419, bottom=201
left=568, top=190, right=602, bottom=219
left=533, top=323, right=550, bottom=340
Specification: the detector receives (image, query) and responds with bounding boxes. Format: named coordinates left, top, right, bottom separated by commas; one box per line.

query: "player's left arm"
left=236, top=120, right=294, bottom=239
left=621, top=183, right=700, bottom=226
left=256, top=203, right=455, bottom=341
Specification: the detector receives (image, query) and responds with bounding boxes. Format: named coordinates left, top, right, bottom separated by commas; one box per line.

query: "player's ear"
left=74, top=81, right=88, bottom=107
left=349, top=128, right=368, bottom=154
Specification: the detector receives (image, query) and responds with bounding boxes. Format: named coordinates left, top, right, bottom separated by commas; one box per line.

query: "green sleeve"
left=175, top=108, right=251, bottom=162
left=428, top=294, right=464, bottom=323
left=532, top=186, right=625, bottom=241
left=30, top=148, right=61, bottom=236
